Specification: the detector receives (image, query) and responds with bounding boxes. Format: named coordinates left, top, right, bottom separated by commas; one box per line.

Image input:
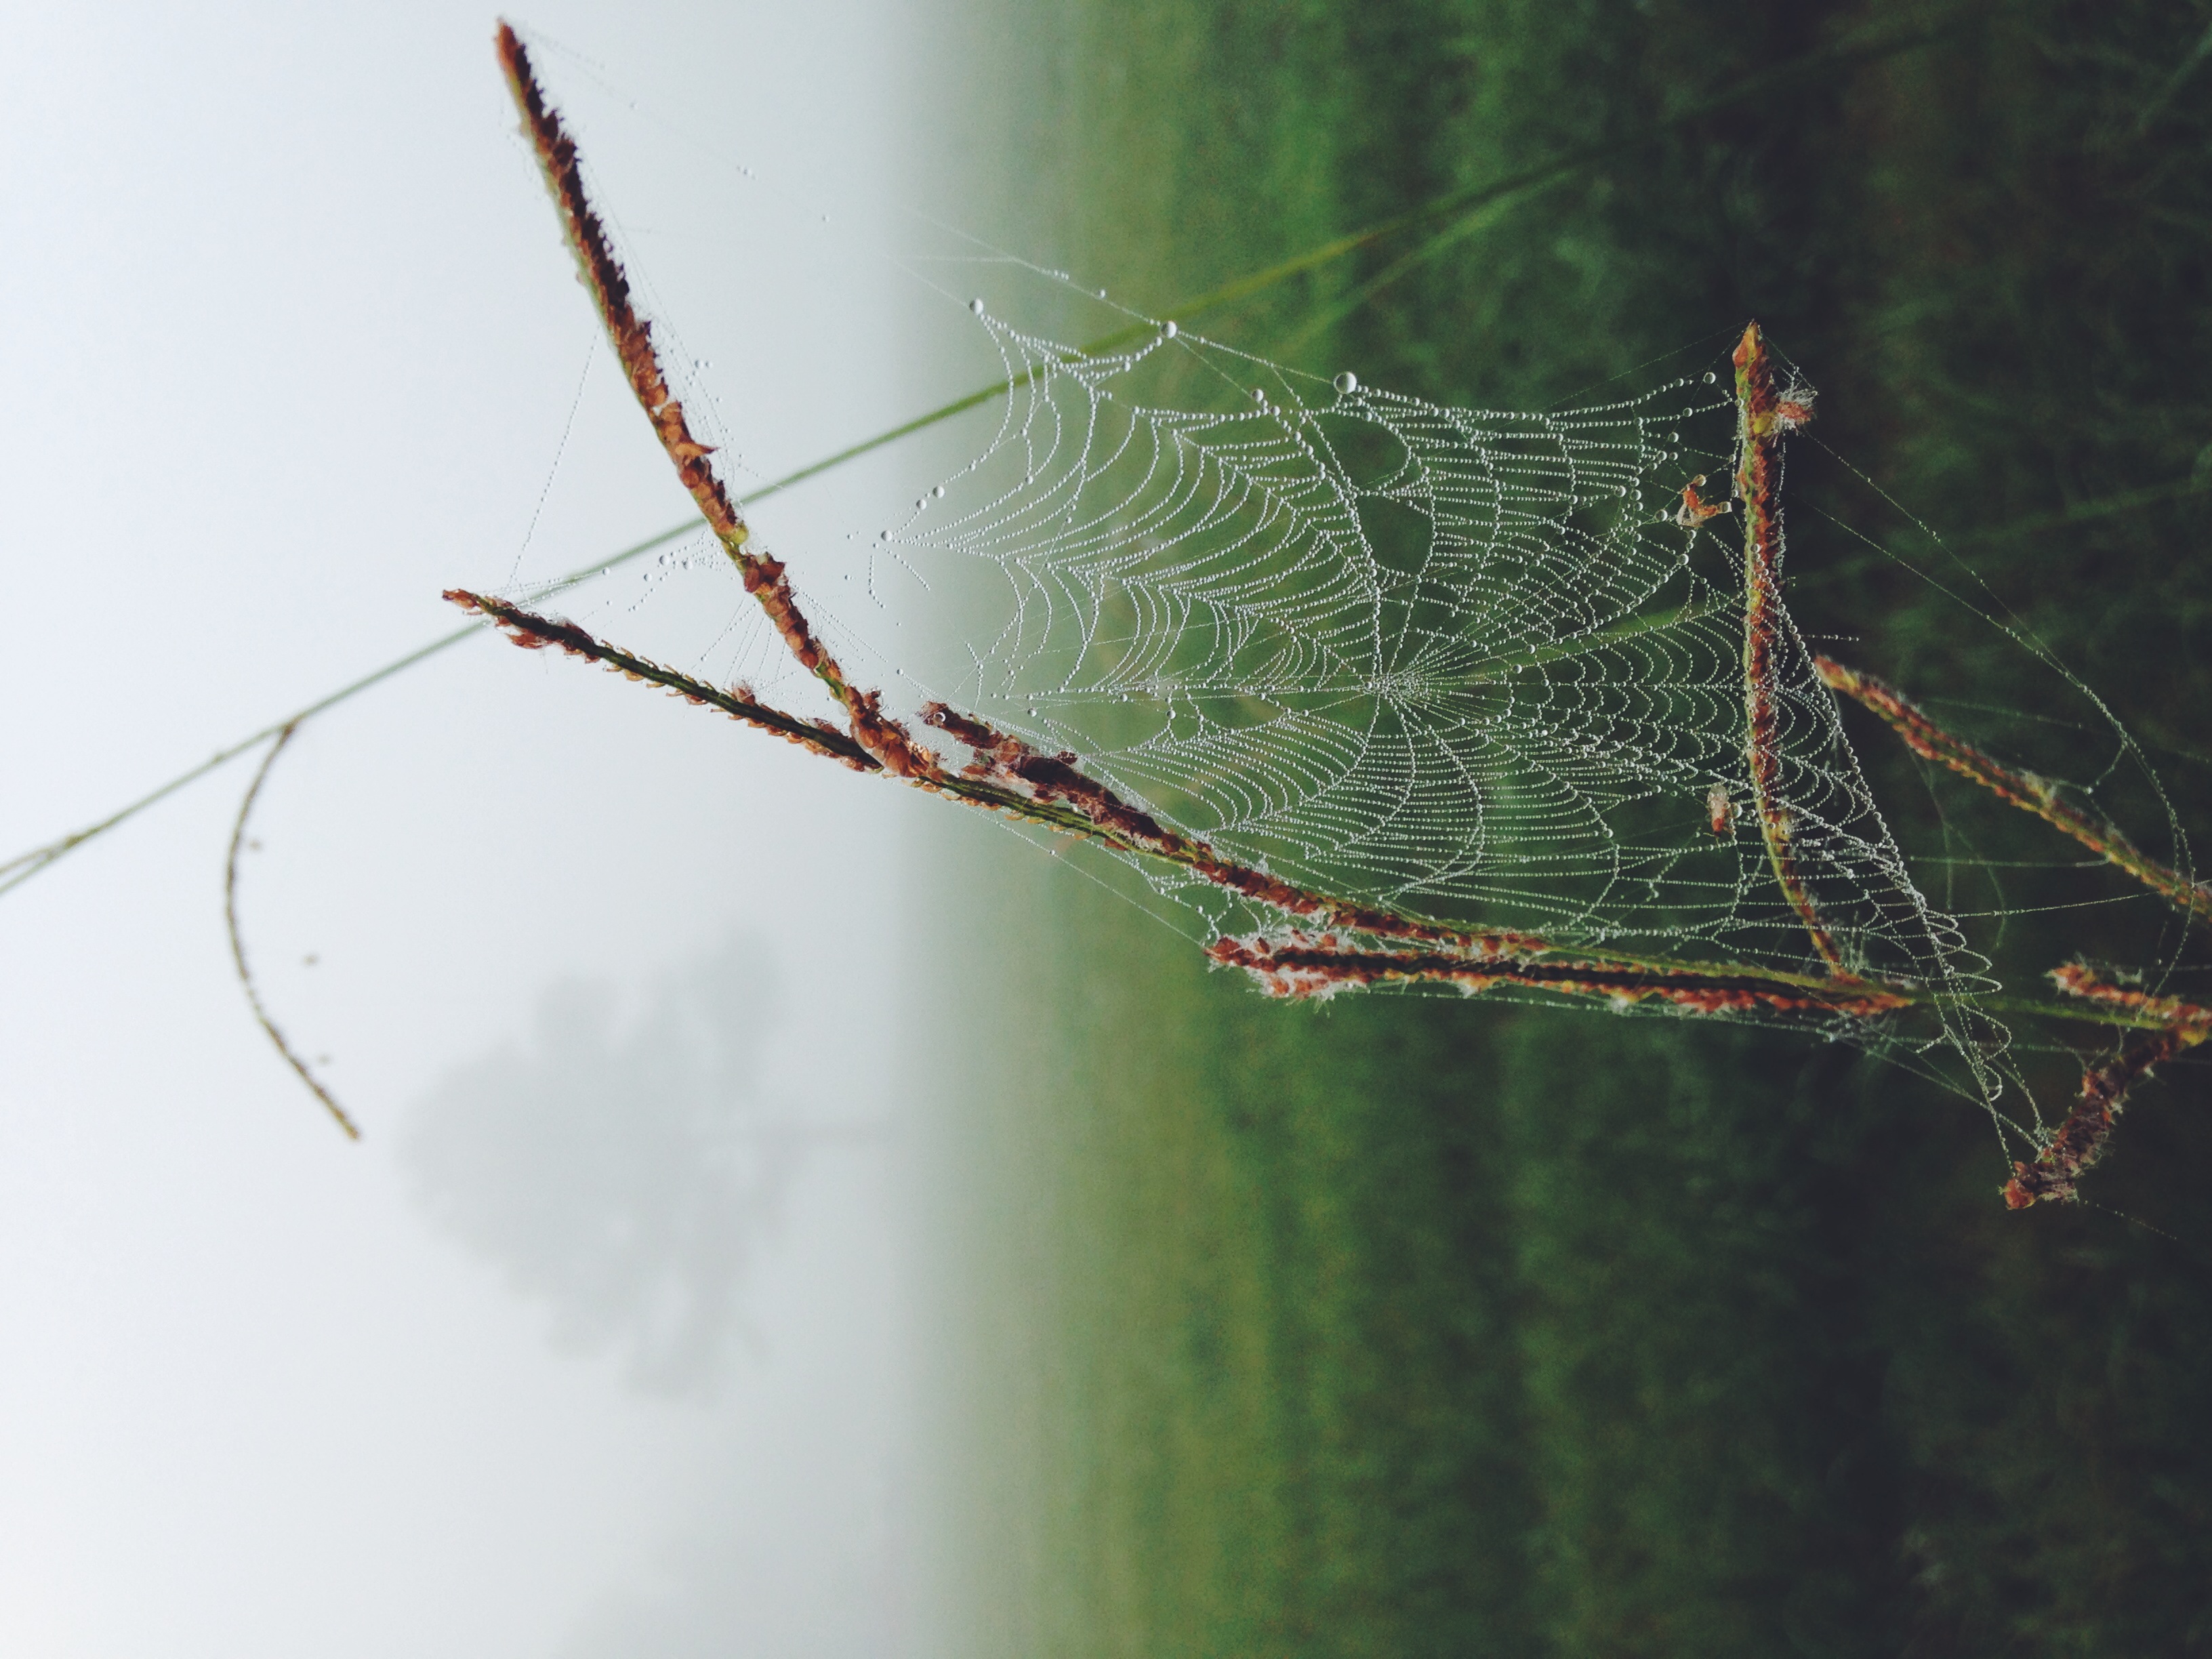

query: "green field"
left=915, top=4, right=2212, bottom=1652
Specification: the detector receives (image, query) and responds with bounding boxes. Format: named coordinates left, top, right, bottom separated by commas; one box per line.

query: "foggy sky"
left=0, top=3, right=985, bottom=1654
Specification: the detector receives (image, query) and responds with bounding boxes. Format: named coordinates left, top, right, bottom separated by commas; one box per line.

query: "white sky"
left=0, top=3, right=1010, bottom=1654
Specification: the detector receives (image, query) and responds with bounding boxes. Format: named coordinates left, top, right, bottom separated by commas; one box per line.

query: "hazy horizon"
left=0, top=4, right=1012, bottom=1653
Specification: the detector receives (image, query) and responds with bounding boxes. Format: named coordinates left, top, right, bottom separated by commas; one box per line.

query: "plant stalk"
left=1734, top=321, right=1846, bottom=972
left=1815, top=655, right=2212, bottom=929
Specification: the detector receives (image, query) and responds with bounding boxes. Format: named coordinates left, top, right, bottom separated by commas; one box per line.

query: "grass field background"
left=908, top=4, right=2212, bottom=1652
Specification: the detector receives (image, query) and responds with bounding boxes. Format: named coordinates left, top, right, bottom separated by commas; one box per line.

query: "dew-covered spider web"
left=469, top=43, right=2077, bottom=1112
left=798, top=308, right=1994, bottom=1097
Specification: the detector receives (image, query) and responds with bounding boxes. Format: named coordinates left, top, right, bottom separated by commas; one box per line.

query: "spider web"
left=447, top=30, right=2212, bottom=1183
left=850, top=311, right=2001, bottom=1092
left=472, top=69, right=2015, bottom=1105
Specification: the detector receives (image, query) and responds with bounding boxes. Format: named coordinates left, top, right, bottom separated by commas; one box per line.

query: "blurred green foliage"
left=919, top=3, right=2212, bottom=1652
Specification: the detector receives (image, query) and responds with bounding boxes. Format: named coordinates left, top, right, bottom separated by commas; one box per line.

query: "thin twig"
left=444, top=590, right=883, bottom=770
left=2000, top=963, right=2211, bottom=1208
left=1734, top=322, right=1845, bottom=972
left=2002, top=1028, right=2197, bottom=1208
left=1814, top=656, right=2212, bottom=928
left=496, top=23, right=941, bottom=783
left=1208, top=933, right=1912, bottom=1018
left=2049, top=960, right=2212, bottom=1032
left=225, top=725, right=361, bottom=1140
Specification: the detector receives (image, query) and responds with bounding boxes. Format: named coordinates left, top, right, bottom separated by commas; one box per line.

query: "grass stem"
left=1734, top=322, right=1845, bottom=973
left=1814, top=656, right=2212, bottom=928
left=224, top=725, right=360, bottom=1140
left=1208, top=934, right=1912, bottom=1017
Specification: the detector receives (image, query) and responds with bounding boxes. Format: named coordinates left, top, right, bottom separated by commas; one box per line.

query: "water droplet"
left=879, top=530, right=892, bottom=541
left=1252, top=388, right=1268, bottom=406
left=969, top=298, right=985, bottom=315
left=1162, top=320, right=1178, bottom=338
left=1703, top=371, right=1719, bottom=384
left=932, top=484, right=946, bottom=498
left=1668, top=430, right=1680, bottom=442
left=1334, top=371, right=1359, bottom=394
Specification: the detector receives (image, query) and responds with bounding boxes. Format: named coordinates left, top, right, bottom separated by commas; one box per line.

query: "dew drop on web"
left=1334, top=371, right=1359, bottom=394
